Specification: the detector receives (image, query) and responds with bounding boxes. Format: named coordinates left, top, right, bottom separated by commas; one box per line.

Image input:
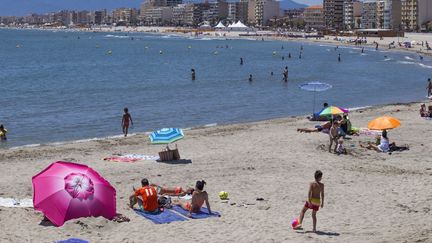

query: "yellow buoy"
left=213, top=51, right=218, bottom=55
left=159, top=50, right=163, bottom=54
left=96, top=44, right=100, bottom=48
left=107, top=50, right=112, bottom=55
left=188, top=45, right=192, bottom=49
left=16, top=44, right=21, bottom=48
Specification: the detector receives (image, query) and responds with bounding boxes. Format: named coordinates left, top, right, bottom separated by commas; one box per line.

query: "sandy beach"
left=1, top=101, right=432, bottom=242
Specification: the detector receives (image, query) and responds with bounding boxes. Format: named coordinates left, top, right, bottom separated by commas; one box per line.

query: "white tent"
left=227, top=21, right=250, bottom=30
left=199, top=21, right=211, bottom=28
left=215, top=21, right=226, bottom=28
left=232, top=21, right=248, bottom=28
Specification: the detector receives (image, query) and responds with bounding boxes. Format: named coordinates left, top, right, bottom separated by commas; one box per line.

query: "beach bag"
left=158, top=196, right=172, bottom=208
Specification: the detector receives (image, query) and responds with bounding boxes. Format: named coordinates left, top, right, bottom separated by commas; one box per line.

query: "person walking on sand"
left=191, top=69, right=196, bottom=81
left=288, top=53, right=291, bottom=59
left=361, top=47, right=364, bottom=53
left=338, top=53, right=341, bottom=62
left=249, top=74, right=253, bottom=82
left=427, top=78, right=432, bottom=97
left=122, top=107, right=133, bottom=137
left=294, top=170, right=324, bottom=232
left=240, top=57, right=244, bottom=65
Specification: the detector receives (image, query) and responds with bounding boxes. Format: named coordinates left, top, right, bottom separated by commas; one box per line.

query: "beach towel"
left=172, top=206, right=221, bottom=219
left=134, top=209, right=187, bottom=224
left=103, top=154, right=159, bottom=162
left=358, top=128, right=381, bottom=136
left=55, top=238, right=89, bottom=243
left=0, top=198, right=33, bottom=208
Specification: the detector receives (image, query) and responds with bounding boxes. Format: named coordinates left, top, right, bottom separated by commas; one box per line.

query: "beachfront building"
left=248, top=0, right=280, bottom=26
left=227, top=1, right=249, bottom=23
left=376, top=0, right=402, bottom=30
left=323, top=0, right=344, bottom=30
left=343, top=0, right=362, bottom=30
left=94, top=10, right=108, bottom=25
left=401, top=0, right=432, bottom=31
left=141, top=7, right=173, bottom=25
left=201, top=0, right=229, bottom=25
left=112, top=8, right=139, bottom=25
left=304, top=5, right=324, bottom=30
left=361, top=1, right=378, bottom=29
left=172, top=4, right=195, bottom=26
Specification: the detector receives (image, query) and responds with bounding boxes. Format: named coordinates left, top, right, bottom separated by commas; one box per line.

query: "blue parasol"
left=299, top=82, right=332, bottom=114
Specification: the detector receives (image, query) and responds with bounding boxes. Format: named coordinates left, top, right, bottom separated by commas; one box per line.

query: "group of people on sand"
left=297, top=102, right=411, bottom=154
left=129, top=178, right=211, bottom=217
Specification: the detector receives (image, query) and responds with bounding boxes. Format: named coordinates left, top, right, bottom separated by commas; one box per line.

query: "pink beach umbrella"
left=32, top=161, right=116, bottom=226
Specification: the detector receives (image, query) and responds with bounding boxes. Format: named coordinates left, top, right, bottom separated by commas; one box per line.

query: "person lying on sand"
left=129, top=178, right=159, bottom=212
left=297, top=121, right=331, bottom=133
left=150, top=183, right=194, bottom=197
left=172, top=180, right=211, bottom=217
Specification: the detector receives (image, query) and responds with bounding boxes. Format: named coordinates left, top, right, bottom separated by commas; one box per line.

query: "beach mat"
left=55, top=238, right=89, bottom=243
left=103, top=154, right=159, bottom=163
left=172, top=206, right=221, bottom=219
left=134, top=209, right=187, bottom=224
left=0, top=198, right=33, bottom=208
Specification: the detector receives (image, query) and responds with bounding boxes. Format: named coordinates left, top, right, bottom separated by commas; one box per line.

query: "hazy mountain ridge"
left=0, top=0, right=308, bottom=16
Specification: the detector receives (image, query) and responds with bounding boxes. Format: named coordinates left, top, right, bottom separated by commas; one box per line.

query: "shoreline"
left=3, top=26, right=431, bottom=57
left=1, top=100, right=425, bottom=152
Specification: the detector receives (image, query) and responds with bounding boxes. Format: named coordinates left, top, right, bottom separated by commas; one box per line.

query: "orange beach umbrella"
left=367, top=116, right=401, bottom=130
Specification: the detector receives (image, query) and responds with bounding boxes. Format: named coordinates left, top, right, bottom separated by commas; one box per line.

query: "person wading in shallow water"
left=191, top=69, right=196, bottom=81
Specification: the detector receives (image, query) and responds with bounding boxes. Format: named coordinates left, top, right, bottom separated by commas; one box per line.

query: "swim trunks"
left=304, top=198, right=320, bottom=211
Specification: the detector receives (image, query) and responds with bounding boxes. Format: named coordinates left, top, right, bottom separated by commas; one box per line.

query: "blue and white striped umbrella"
left=149, top=128, right=184, bottom=144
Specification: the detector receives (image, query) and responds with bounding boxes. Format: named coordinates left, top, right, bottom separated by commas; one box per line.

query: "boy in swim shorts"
left=294, top=170, right=325, bottom=232
left=122, top=107, right=133, bottom=137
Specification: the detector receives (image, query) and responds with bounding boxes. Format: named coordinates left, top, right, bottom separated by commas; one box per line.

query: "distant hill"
left=0, top=0, right=308, bottom=16
left=278, top=0, right=308, bottom=10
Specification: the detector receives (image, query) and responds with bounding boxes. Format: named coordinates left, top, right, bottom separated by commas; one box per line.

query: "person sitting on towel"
left=173, top=180, right=212, bottom=217
left=150, top=183, right=194, bottom=197
left=129, top=178, right=159, bottom=212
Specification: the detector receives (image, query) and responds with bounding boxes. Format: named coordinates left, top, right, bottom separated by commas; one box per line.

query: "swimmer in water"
left=249, top=74, right=253, bottom=82
left=191, top=69, right=196, bottom=80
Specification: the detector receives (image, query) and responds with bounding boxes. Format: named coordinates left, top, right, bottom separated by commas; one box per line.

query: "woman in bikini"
left=173, top=180, right=212, bottom=217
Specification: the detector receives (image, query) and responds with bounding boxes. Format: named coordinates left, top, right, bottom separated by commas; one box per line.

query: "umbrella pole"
left=312, top=91, right=316, bottom=114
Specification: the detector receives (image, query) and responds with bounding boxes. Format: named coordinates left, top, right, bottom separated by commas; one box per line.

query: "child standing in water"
left=294, top=170, right=325, bottom=232
left=0, top=124, right=7, bottom=140
left=122, top=107, right=133, bottom=137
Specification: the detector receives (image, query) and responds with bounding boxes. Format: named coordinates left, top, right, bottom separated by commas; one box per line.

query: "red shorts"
left=304, top=201, right=320, bottom=211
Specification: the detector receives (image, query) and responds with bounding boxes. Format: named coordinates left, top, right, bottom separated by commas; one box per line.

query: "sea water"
left=0, top=29, right=430, bottom=148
